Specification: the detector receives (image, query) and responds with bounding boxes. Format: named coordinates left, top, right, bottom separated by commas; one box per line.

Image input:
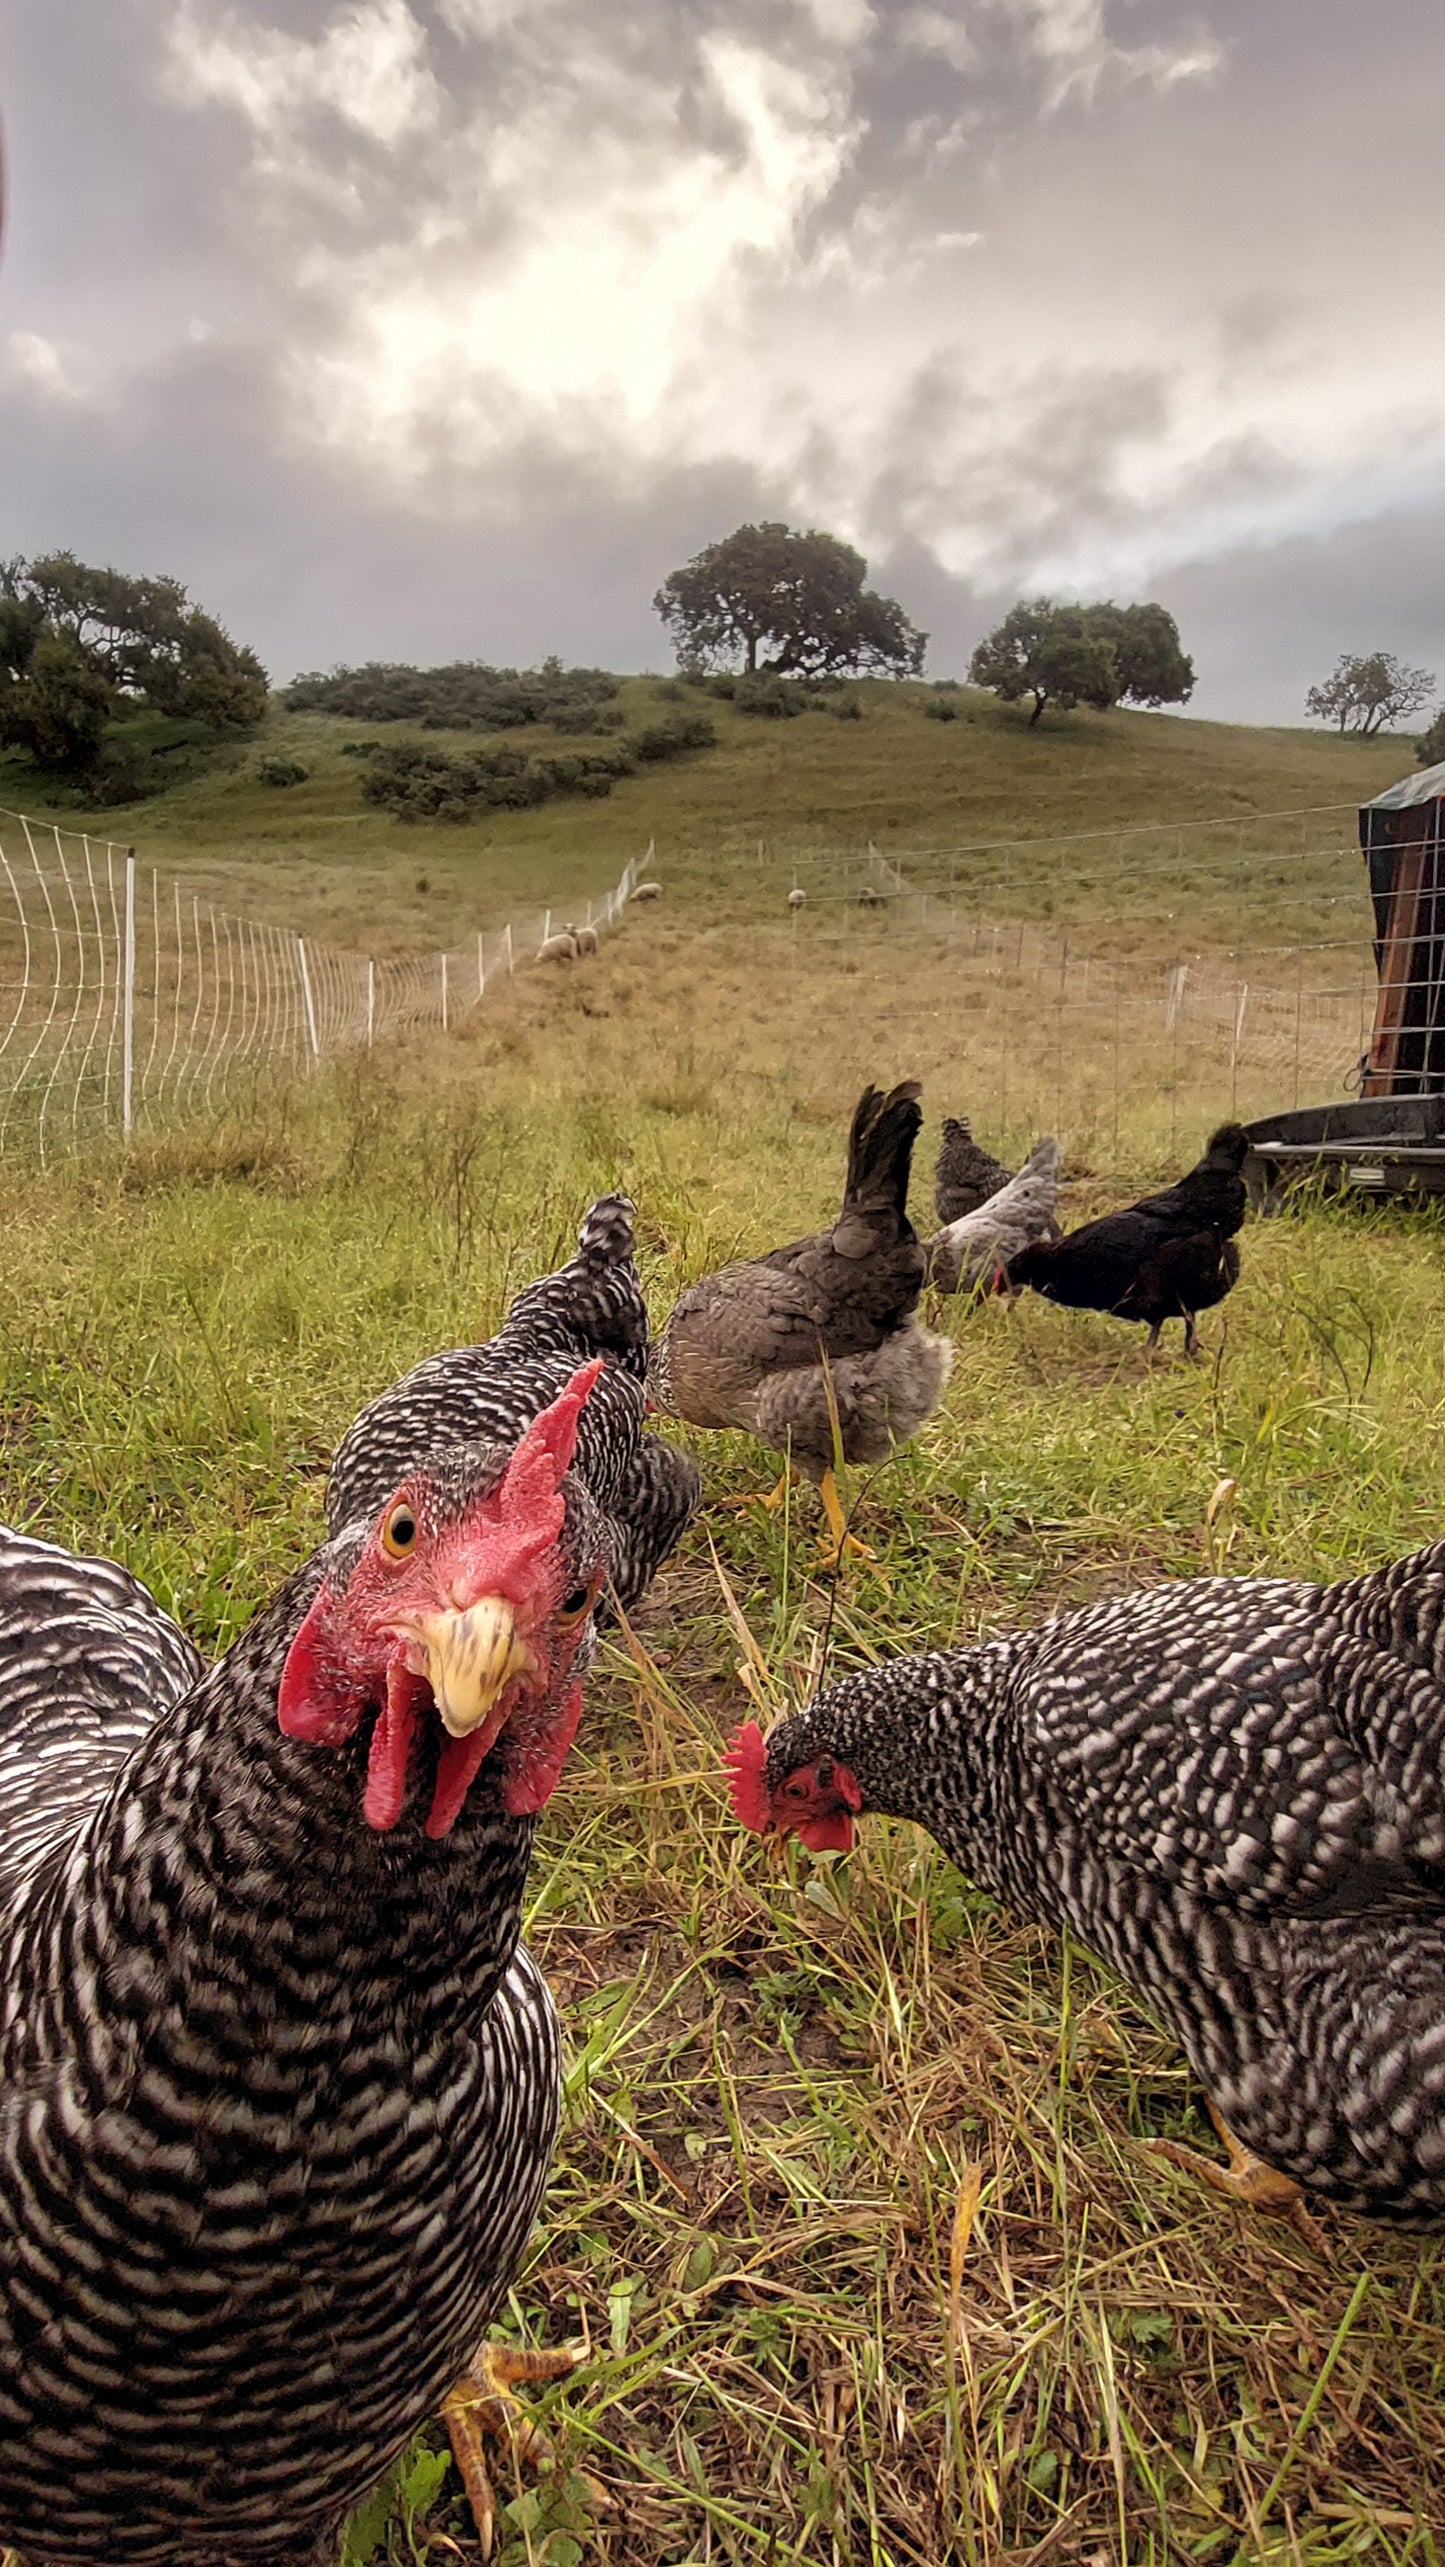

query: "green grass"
left=3, top=704, right=1445, bottom=2561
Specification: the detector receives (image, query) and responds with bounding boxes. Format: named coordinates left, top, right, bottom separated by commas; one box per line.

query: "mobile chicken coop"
left=1245, top=763, right=1445, bottom=1200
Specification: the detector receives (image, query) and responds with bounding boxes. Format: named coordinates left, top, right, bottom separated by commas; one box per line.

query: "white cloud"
left=133, top=0, right=1445, bottom=616
left=6, top=333, right=85, bottom=403
left=979, top=0, right=1224, bottom=106
left=165, top=0, right=441, bottom=152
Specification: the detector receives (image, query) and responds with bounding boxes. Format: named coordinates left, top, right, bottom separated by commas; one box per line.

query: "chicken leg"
left=442, top=2341, right=582, bottom=2559
left=815, top=1467, right=876, bottom=1570
left=1146, top=2100, right=1326, bottom=2253
left=720, top=1471, right=795, bottom=1516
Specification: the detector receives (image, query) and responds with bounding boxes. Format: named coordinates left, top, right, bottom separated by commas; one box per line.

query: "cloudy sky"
left=3, top=0, right=1443, bottom=719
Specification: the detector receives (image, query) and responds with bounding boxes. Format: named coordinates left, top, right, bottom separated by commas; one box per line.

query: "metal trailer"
left=1244, top=764, right=1445, bottom=1203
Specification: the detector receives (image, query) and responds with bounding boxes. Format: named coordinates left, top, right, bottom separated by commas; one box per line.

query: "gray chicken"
left=649, top=1083, right=950, bottom=1565
left=925, top=1136, right=1061, bottom=1293
left=933, top=1116, right=1014, bottom=1225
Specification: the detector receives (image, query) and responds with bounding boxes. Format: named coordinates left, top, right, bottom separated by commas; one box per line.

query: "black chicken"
left=933, top=1115, right=1014, bottom=1226
left=329, top=1193, right=699, bottom=1619
left=649, top=1083, right=950, bottom=1564
left=728, top=1535, right=1445, bottom=2228
left=0, top=1368, right=609, bottom=2565
left=1006, top=1122, right=1249, bottom=1354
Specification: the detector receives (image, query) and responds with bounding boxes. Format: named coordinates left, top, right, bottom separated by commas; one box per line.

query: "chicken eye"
left=381, top=1503, right=418, bottom=1559
left=557, top=1578, right=597, bottom=1626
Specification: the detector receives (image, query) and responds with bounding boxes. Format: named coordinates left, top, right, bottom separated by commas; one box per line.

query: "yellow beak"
left=402, top=1596, right=540, bottom=1741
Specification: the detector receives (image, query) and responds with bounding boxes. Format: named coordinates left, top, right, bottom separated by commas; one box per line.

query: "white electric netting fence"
left=0, top=808, right=641, bottom=1163
left=763, top=808, right=1410, bottom=1155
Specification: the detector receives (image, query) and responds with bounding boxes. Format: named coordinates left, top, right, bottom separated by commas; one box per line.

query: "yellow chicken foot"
left=720, top=1472, right=794, bottom=1515
left=441, top=2341, right=582, bottom=2559
left=1146, top=2101, right=1327, bottom=2254
left=814, top=1467, right=877, bottom=1571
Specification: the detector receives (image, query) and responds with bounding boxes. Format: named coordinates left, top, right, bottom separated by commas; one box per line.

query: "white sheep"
left=537, top=931, right=579, bottom=964
left=787, top=887, right=807, bottom=910
left=571, top=923, right=600, bottom=957
left=630, top=881, right=662, bottom=902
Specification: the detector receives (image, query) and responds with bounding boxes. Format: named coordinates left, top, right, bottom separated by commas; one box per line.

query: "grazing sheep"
left=631, top=881, right=663, bottom=902
left=787, top=888, right=807, bottom=910
left=571, top=923, right=600, bottom=957
left=538, top=931, right=579, bottom=964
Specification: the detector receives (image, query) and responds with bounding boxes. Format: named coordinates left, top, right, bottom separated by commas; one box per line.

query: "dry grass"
left=2, top=714, right=1444, bottom=2563
left=21, top=680, right=1411, bottom=961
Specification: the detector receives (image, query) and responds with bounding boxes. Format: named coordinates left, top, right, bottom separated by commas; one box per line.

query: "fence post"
left=366, top=958, right=375, bottom=1050
left=440, top=951, right=449, bottom=1034
left=297, top=937, right=320, bottom=1062
left=121, top=847, right=136, bottom=1136
left=505, top=923, right=514, bottom=977
left=477, top=932, right=485, bottom=1002
left=542, top=908, right=552, bottom=948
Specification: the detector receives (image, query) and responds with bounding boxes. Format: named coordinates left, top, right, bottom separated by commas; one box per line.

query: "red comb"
left=497, top=1358, right=603, bottom=1517
left=723, top=1719, right=772, bottom=1834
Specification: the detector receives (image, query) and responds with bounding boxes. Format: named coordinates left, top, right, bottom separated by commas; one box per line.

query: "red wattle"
left=723, top=1720, right=772, bottom=1834
left=364, top=1665, right=425, bottom=1831
left=427, top=1729, right=492, bottom=1839
left=796, top=1809, right=857, bottom=1854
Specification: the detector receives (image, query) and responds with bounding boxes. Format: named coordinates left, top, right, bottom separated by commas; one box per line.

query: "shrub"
left=833, top=695, right=863, bottom=721
left=732, top=672, right=804, bottom=719
left=1416, top=706, right=1445, bottom=767
left=281, top=655, right=621, bottom=731
left=258, top=755, right=309, bottom=787
left=630, top=713, right=717, bottom=760
left=923, top=698, right=959, bottom=722
left=355, top=712, right=713, bottom=821
left=338, top=739, right=382, bottom=757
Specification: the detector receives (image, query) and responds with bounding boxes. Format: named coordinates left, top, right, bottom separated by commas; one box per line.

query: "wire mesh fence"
left=753, top=813, right=1423, bottom=1157
left=0, top=807, right=642, bottom=1163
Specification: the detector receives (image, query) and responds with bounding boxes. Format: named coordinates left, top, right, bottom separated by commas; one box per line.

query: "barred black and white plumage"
left=328, top=1195, right=698, bottom=1616
left=0, top=1420, right=606, bottom=2565
left=733, top=1538, right=1445, bottom=2219
left=0, top=1527, right=202, bottom=1903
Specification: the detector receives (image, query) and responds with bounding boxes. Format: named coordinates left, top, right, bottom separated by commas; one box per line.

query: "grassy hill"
left=4, top=679, right=1414, bottom=956
left=2, top=692, right=1443, bottom=2563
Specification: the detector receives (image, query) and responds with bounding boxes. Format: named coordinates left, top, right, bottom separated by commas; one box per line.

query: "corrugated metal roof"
left=1365, top=761, right=1445, bottom=810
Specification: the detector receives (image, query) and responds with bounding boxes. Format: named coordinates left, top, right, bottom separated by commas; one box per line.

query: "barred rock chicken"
left=329, top=1193, right=699, bottom=1619
left=925, top=1136, right=1061, bottom=1293
left=933, top=1115, right=1015, bottom=1225
left=649, top=1083, right=951, bottom=1566
left=727, top=1534, right=1445, bottom=2228
left=0, top=1369, right=609, bottom=2566
left=1006, top=1122, right=1249, bottom=1354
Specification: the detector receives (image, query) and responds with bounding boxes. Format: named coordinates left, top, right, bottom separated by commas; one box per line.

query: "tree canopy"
left=0, top=552, right=268, bottom=777
left=968, top=597, right=1195, bottom=727
left=1306, top=651, right=1436, bottom=738
left=653, top=522, right=926, bottom=679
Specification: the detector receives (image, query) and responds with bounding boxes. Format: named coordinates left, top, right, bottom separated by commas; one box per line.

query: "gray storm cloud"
left=2, top=0, right=1443, bottom=719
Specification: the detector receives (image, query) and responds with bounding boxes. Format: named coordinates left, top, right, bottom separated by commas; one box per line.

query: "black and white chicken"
left=329, top=1193, right=699, bottom=1618
left=0, top=1369, right=610, bottom=2564
left=729, top=1533, right=1445, bottom=2233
